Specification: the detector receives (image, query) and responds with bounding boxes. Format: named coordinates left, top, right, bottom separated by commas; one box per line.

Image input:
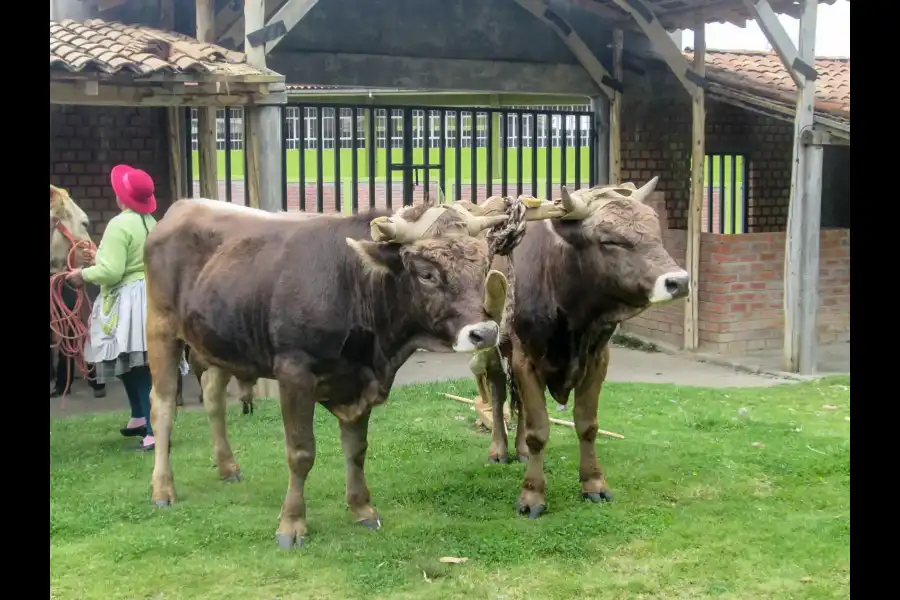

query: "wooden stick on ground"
left=443, top=393, right=625, bottom=440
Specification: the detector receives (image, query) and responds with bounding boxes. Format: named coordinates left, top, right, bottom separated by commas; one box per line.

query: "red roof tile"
left=684, top=49, right=850, bottom=117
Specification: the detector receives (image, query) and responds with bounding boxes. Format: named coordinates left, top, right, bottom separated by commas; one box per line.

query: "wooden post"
left=609, top=28, right=623, bottom=184
left=490, top=95, right=502, bottom=186
left=166, top=108, right=184, bottom=206
left=590, top=94, right=610, bottom=184
left=684, top=15, right=705, bottom=351
left=244, top=0, right=284, bottom=213
left=244, top=0, right=287, bottom=400
left=783, top=0, right=821, bottom=373
left=196, top=0, right=218, bottom=200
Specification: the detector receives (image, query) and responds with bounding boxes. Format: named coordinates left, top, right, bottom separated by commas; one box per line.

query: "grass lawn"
left=50, top=376, right=849, bottom=600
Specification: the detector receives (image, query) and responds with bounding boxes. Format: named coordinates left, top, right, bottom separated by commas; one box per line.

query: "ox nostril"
left=469, top=330, right=485, bottom=345
left=664, top=275, right=690, bottom=298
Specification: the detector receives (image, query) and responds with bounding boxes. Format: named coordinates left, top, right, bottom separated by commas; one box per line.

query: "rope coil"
left=49, top=221, right=96, bottom=404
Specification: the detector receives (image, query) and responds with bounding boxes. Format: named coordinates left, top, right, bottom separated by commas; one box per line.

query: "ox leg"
left=201, top=366, right=242, bottom=482
left=513, top=353, right=550, bottom=519
left=275, top=376, right=317, bottom=550
left=472, top=348, right=509, bottom=464
left=324, top=406, right=381, bottom=529
left=148, top=320, right=183, bottom=508
left=574, top=345, right=613, bottom=503
left=512, top=386, right=529, bottom=463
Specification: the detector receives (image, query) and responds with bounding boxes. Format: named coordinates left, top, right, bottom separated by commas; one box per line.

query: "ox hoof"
left=582, top=490, right=614, bottom=503
left=516, top=502, right=547, bottom=519
left=152, top=499, right=171, bottom=509
left=517, top=454, right=529, bottom=463
left=275, top=533, right=305, bottom=550
left=222, top=472, right=243, bottom=483
left=358, top=518, right=382, bottom=530
left=242, top=402, right=254, bottom=416
left=488, top=456, right=508, bottom=464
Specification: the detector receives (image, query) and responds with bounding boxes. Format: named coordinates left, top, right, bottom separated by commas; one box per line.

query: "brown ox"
left=143, top=196, right=565, bottom=549
left=474, top=177, right=690, bottom=518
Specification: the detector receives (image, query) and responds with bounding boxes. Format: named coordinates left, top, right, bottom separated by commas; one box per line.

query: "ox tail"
left=505, top=356, right=520, bottom=419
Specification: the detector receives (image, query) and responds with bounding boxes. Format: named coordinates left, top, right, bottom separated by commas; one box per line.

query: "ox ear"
left=345, top=238, right=403, bottom=274
left=483, top=269, right=508, bottom=320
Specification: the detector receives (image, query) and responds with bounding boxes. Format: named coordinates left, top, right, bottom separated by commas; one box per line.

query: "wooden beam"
left=610, top=27, right=624, bottom=184
left=741, top=0, right=816, bottom=89
left=48, top=80, right=282, bottom=106
left=215, top=0, right=244, bottom=49
left=196, top=0, right=218, bottom=200
left=590, top=94, right=610, bottom=184
left=513, top=0, right=616, bottom=99
left=166, top=107, right=184, bottom=209
left=244, top=0, right=284, bottom=214
left=267, top=52, right=600, bottom=96
left=782, top=0, right=822, bottom=374
left=255, top=0, right=321, bottom=55
left=589, top=0, right=702, bottom=96
left=684, top=14, right=705, bottom=351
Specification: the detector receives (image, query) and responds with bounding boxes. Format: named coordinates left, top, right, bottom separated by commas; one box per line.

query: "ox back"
left=145, top=201, right=415, bottom=404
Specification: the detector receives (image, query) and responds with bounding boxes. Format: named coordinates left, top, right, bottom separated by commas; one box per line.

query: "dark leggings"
left=120, top=365, right=153, bottom=436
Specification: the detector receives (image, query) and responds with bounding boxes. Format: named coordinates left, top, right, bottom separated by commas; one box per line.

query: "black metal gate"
left=184, top=103, right=596, bottom=213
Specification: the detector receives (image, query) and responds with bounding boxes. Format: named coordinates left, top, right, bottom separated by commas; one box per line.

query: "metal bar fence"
left=186, top=104, right=596, bottom=216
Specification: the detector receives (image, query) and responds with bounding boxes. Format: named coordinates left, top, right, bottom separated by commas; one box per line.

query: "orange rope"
left=49, top=220, right=96, bottom=406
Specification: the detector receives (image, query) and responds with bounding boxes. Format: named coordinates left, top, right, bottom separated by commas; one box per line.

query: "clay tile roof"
left=683, top=49, right=850, bottom=118
left=50, top=19, right=278, bottom=80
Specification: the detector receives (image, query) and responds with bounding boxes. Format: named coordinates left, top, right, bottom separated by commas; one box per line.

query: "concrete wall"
left=49, top=105, right=172, bottom=236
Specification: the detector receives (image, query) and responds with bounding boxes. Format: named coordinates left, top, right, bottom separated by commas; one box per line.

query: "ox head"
left=346, top=194, right=568, bottom=353
left=549, top=177, right=691, bottom=320
left=50, top=185, right=92, bottom=269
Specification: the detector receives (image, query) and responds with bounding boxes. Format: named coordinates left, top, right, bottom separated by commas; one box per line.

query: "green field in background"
left=699, top=154, right=747, bottom=234
left=191, top=149, right=746, bottom=232
left=191, top=147, right=593, bottom=186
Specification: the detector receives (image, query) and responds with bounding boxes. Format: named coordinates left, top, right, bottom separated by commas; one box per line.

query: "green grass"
left=192, top=147, right=593, bottom=187
left=51, top=376, right=849, bottom=600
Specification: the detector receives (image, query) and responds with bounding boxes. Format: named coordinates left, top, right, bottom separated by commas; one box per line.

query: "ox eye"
left=418, top=271, right=438, bottom=285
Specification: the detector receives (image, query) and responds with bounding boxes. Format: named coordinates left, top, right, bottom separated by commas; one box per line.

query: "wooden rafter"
left=513, top=0, right=618, bottom=99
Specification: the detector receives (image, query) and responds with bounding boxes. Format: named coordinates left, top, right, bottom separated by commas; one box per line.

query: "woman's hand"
left=81, top=247, right=96, bottom=265
left=65, top=268, right=84, bottom=287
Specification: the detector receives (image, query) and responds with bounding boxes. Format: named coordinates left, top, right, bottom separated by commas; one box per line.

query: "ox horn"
left=370, top=216, right=398, bottom=242
left=465, top=214, right=509, bottom=235
left=632, top=176, right=660, bottom=203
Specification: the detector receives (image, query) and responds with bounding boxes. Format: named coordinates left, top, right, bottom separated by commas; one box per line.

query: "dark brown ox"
left=143, top=196, right=564, bottom=549
left=474, top=177, right=690, bottom=518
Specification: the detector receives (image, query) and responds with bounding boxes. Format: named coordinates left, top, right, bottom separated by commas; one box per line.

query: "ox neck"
left=347, top=269, right=427, bottom=378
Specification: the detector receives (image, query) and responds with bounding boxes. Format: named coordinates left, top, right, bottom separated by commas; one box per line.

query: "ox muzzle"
left=649, top=270, right=691, bottom=304
left=452, top=321, right=501, bottom=353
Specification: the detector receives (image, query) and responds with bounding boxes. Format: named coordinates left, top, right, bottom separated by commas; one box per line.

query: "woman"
left=66, top=165, right=159, bottom=451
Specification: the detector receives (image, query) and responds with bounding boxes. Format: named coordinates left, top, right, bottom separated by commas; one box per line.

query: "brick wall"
left=620, top=69, right=795, bottom=232
left=49, top=105, right=171, bottom=236
left=620, top=192, right=686, bottom=347
left=619, top=191, right=851, bottom=354
left=697, top=229, right=850, bottom=353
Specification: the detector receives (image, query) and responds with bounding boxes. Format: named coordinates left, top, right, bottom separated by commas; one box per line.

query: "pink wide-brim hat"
left=110, top=164, right=157, bottom=215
